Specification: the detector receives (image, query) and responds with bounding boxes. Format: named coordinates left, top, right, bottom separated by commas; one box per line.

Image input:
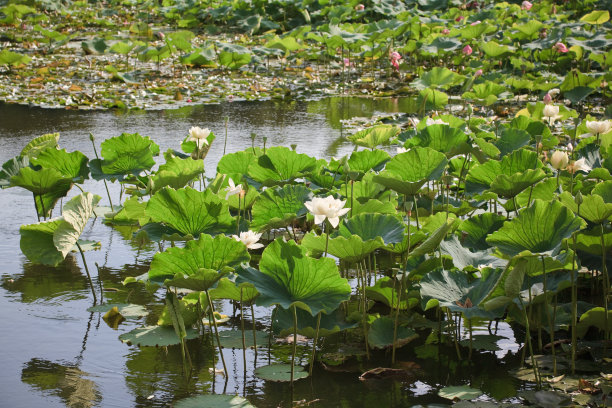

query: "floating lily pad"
left=438, top=385, right=483, bottom=401
left=87, top=303, right=148, bottom=318
left=254, top=364, right=308, bottom=382
left=217, top=330, right=269, bottom=349
left=173, top=394, right=256, bottom=408
left=118, top=325, right=199, bottom=347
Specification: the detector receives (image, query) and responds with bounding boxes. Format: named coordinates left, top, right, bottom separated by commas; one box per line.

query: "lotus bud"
left=89, top=133, right=95, bottom=142
left=442, top=174, right=453, bottom=187
left=567, top=143, right=573, bottom=152
left=462, top=45, right=473, bottom=56
left=543, top=93, right=552, bottom=104
left=442, top=28, right=450, bottom=34
left=466, top=104, right=473, bottom=115
left=521, top=1, right=533, bottom=10
left=355, top=4, right=364, bottom=11
left=250, top=132, right=257, bottom=142
left=575, top=191, right=583, bottom=206
left=474, top=69, right=483, bottom=78
left=553, top=42, right=568, bottom=53
left=550, top=150, right=569, bottom=170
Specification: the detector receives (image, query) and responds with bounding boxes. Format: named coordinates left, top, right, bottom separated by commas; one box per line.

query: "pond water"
left=0, top=98, right=526, bottom=408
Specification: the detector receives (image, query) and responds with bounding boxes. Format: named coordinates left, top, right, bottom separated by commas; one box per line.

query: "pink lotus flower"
left=355, top=4, right=364, bottom=11
left=553, top=42, right=568, bottom=53
left=390, top=51, right=401, bottom=61
left=470, top=20, right=481, bottom=26
left=462, top=45, right=473, bottom=56
left=521, top=1, right=532, bottom=10
left=343, top=57, right=350, bottom=67
left=474, top=69, right=483, bottom=78
left=543, top=93, right=552, bottom=104
left=442, top=28, right=450, bottom=34
left=455, top=15, right=464, bottom=22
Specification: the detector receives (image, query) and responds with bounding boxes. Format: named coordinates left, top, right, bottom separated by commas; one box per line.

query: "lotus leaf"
left=217, top=330, right=269, bottom=349
left=235, top=239, right=350, bottom=315
left=19, top=133, right=60, bottom=159
left=458, top=213, right=507, bottom=251
left=250, top=184, right=311, bottom=232
left=254, top=364, right=308, bottom=382
left=150, top=156, right=203, bottom=193
left=30, top=148, right=89, bottom=182
left=367, top=316, right=418, bottom=349
left=495, top=128, right=531, bottom=157
left=438, top=385, right=483, bottom=401
left=346, top=149, right=390, bottom=173
left=272, top=306, right=356, bottom=338
left=174, top=394, right=255, bottom=408
left=405, top=124, right=469, bottom=157
left=411, top=67, right=464, bottom=90
left=365, top=277, right=417, bottom=310
left=209, top=278, right=259, bottom=303
left=247, top=146, right=316, bottom=186
left=410, top=217, right=458, bottom=258
left=301, top=232, right=384, bottom=263
left=338, top=213, right=404, bottom=244
left=145, top=187, right=234, bottom=237
left=347, top=125, right=399, bottom=149
left=0, top=156, right=29, bottom=188
left=217, top=150, right=259, bottom=176
left=488, top=168, right=547, bottom=199
left=118, top=325, right=199, bottom=347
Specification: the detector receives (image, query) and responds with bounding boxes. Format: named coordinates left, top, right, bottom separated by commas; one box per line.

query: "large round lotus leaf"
left=149, top=234, right=249, bottom=283
left=592, top=180, right=612, bottom=203
left=247, top=146, right=316, bottom=186
left=577, top=307, right=612, bottom=338
left=440, top=236, right=505, bottom=271
left=365, top=277, right=417, bottom=310
left=20, top=132, right=60, bottom=159
left=494, top=128, right=531, bottom=157
left=118, top=325, right=199, bottom=347
left=11, top=166, right=73, bottom=196
left=254, top=364, right=308, bottom=382
left=458, top=213, right=507, bottom=251
left=250, top=184, right=311, bottom=232
left=487, top=199, right=585, bottom=256
left=351, top=199, right=397, bottom=216
left=209, top=278, right=259, bottom=303
left=174, top=394, right=256, bottom=408
left=338, top=213, right=405, bottom=244
left=151, top=156, right=203, bottom=193
left=336, top=173, right=385, bottom=203
left=163, top=269, right=227, bottom=291
left=217, top=149, right=260, bottom=176
left=405, top=124, right=469, bottom=157
left=93, top=133, right=159, bottom=177
left=145, top=187, right=234, bottom=237
left=54, top=193, right=99, bottom=258
left=346, top=149, right=390, bottom=173
left=19, top=219, right=64, bottom=266
left=373, top=147, right=447, bottom=196
left=347, top=125, right=399, bottom=149
left=438, top=385, right=483, bottom=401
left=100, top=132, right=159, bottom=161
left=420, top=269, right=502, bottom=320
left=411, top=67, right=463, bottom=90
left=217, top=329, right=269, bottom=349
left=462, top=81, right=506, bottom=106
left=235, top=239, right=351, bottom=316
left=410, top=217, right=458, bottom=258
left=87, top=303, right=147, bottom=318
left=367, top=316, right=418, bottom=349
left=488, top=168, right=546, bottom=199
left=301, top=232, right=384, bottom=263
left=31, top=148, right=89, bottom=182
left=0, top=155, right=29, bottom=188
left=271, top=306, right=357, bottom=338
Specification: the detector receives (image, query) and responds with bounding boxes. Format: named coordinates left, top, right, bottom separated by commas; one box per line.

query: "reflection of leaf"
left=174, top=394, right=256, bottom=408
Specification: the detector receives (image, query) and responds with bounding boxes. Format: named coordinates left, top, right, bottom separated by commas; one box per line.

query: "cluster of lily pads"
left=3, top=91, right=612, bottom=404
left=0, top=0, right=610, bottom=110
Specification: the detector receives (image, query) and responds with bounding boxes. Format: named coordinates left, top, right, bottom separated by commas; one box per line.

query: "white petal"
left=328, top=217, right=340, bottom=228
left=314, top=214, right=326, bottom=224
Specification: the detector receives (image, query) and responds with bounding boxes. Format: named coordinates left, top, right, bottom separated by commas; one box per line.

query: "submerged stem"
left=309, top=312, right=321, bottom=376
left=206, top=291, right=228, bottom=377
left=75, top=241, right=98, bottom=304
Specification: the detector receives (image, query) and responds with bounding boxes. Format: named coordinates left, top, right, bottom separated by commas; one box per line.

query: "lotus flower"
left=442, top=28, right=450, bottom=34
left=470, top=20, right=481, bottom=26
left=567, top=158, right=591, bottom=174
left=224, top=178, right=244, bottom=200
left=396, top=147, right=408, bottom=154
left=188, top=126, right=210, bottom=148
left=474, top=69, right=483, bottom=78
left=462, top=45, right=473, bottom=56
left=543, top=93, right=552, bottom=104
left=426, top=118, right=448, bottom=126
left=233, top=230, right=263, bottom=250
left=553, top=42, right=568, bottom=53
left=550, top=151, right=569, bottom=170
left=521, top=1, right=532, bottom=10
left=542, top=104, right=561, bottom=124
left=305, top=196, right=350, bottom=228
left=586, top=120, right=612, bottom=136
left=355, top=4, right=364, bottom=11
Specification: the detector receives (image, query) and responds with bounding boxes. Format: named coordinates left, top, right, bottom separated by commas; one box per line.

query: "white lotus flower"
left=520, top=283, right=544, bottom=302
left=550, top=150, right=569, bottom=170
left=224, top=178, right=244, bottom=200
left=542, top=104, right=561, bottom=125
left=586, top=120, right=612, bottom=136
left=187, top=126, right=210, bottom=148
left=426, top=118, right=448, bottom=126
left=396, top=147, right=408, bottom=154
left=567, top=158, right=592, bottom=174
left=304, top=195, right=350, bottom=228
left=233, top=230, right=263, bottom=250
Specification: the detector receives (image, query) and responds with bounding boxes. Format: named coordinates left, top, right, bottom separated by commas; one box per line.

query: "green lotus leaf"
left=174, top=394, right=255, bottom=408
left=487, top=199, right=585, bottom=256
left=514, top=20, right=544, bottom=38
left=504, top=178, right=557, bottom=212
left=367, top=316, right=418, bottom=349
left=459, top=334, right=504, bottom=351
left=20, top=133, right=59, bottom=159
left=495, top=128, right=532, bottom=157
left=145, top=187, right=234, bottom=237
left=336, top=173, right=386, bottom=202
left=365, top=277, right=417, bottom=310
left=301, top=232, right=384, bottom=263
left=346, top=149, right=390, bottom=173
left=592, top=180, right=612, bottom=203
left=347, top=125, right=399, bottom=149
left=250, top=184, right=311, bottom=232
left=151, top=156, right=203, bottom=193
left=350, top=199, right=398, bottom=216
left=0, top=49, right=31, bottom=66
left=217, top=149, right=259, bottom=175
left=373, top=147, right=448, bottom=196
left=11, top=166, right=73, bottom=196
left=91, top=132, right=159, bottom=179
left=54, top=193, right=100, bottom=258
left=488, top=168, right=546, bottom=199
left=420, top=268, right=502, bottom=319
left=247, top=146, right=316, bottom=186
left=438, top=385, right=483, bottom=401
left=338, top=213, right=404, bottom=244
left=105, top=196, right=148, bottom=225
left=217, top=329, right=269, bottom=349
left=411, top=217, right=458, bottom=258
left=411, top=67, right=464, bottom=90
left=462, top=81, right=506, bottom=106
left=422, top=36, right=462, bottom=53
left=272, top=306, right=357, bottom=338
left=405, top=124, right=469, bottom=157
left=0, top=156, right=29, bottom=188
left=30, top=148, right=89, bottom=182
left=440, top=235, right=505, bottom=271
left=87, top=303, right=148, bottom=318
left=19, top=219, right=65, bottom=266
left=576, top=194, right=612, bottom=224
left=218, top=50, right=251, bottom=69
left=148, top=233, right=249, bottom=283
left=458, top=213, right=507, bottom=250
left=459, top=22, right=489, bottom=39
left=209, top=277, right=259, bottom=303
left=577, top=307, right=612, bottom=338
left=580, top=10, right=609, bottom=25
left=417, top=88, right=448, bottom=110
left=575, top=225, right=612, bottom=256
left=473, top=137, right=500, bottom=160
left=481, top=41, right=515, bottom=58
left=254, top=364, right=308, bottom=382
left=163, top=268, right=228, bottom=291
left=235, top=239, right=351, bottom=315
left=118, top=325, right=199, bottom=347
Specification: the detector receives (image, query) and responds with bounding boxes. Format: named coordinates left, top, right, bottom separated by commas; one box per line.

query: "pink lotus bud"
left=455, top=15, right=464, bottom=22
left=442, top=28, right=450, bottom=34
left=553, top=42, right=568, bottom=53
left=390, top=51, right=401, bottom=61
left=474, top=69, right=483, bottom=78
left=343, top=58, right=350, bottom=67
left=391, top=59, right=400, bottom=71
left=462, top=45, right=473, bottom=56
left=355, top=4, right=364, bottom=11
left=543, top=93, right=552, bottom=104
left=470, top=20, right=481, bottom=26
left=521, top=1, right=532, bottom=10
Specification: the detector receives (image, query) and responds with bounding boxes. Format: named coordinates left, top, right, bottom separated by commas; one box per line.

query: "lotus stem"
left=236, top=194, right=241, bottom=236
left=223, top=116, right=229, bottom=155
left=251, top=303, right=257, bottom=358
left=94, top=262, right=104, bottom=304
left=75, top=241, right=98, bottom=304
left=601, top=222, right=609, bottom=355
left=571, top=234, right=577, bottom=374
left=240, top=288, right=247, bottom=373
left=324, top=222, right=330, bottom=257
left=291, top=304, right=298, bottom=386
left=206, top=290, right=228, bottom=377
left=519, top=296, right=541, bottom=388
left=412, top=195, right=420, bottom=230
left=468, top=318, right=473, bottom=360
left=309, top=312, right=321, bottom=376
left=32, top=193, right=40, bottom=222
left=358, top=262, right=370, bottom=360
left=541, top=255, right=556, bottom=375
left=89, top=133, right=113, bottom=210
left=350, top=179, right=354, bottom=218
left=391, top=271, right=403, bottom=365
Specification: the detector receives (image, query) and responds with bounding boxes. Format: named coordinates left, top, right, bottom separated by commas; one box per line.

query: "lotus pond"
left=2, top=0, right=612, bottom=407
